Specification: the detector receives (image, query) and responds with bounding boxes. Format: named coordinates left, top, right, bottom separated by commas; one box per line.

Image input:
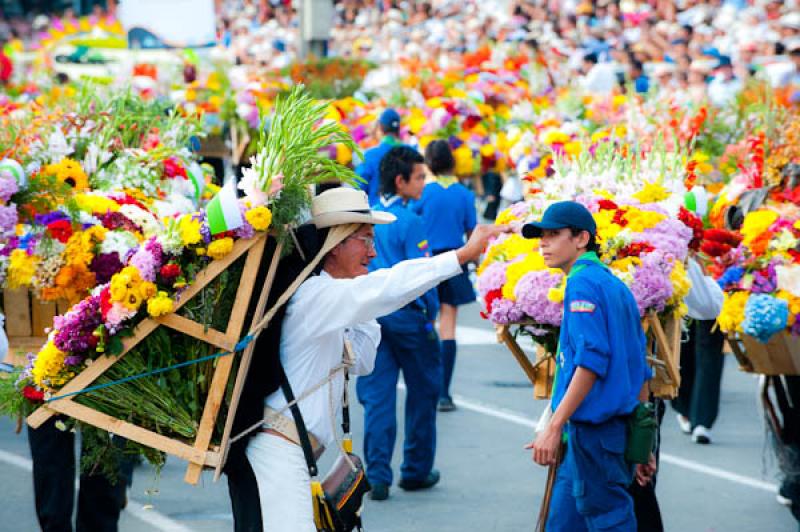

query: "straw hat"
left=310, top=188, right=396, bottom=229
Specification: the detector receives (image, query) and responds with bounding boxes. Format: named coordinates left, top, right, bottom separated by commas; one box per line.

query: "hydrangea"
left=629, top=251, right=675, bottom=316
left=742, top=294, right=789, bottom=343
left=476, top=261, right=507, bottom=297
left=0, top=176, right=18, bottom=202
left=489, top=297, right=524, bottom=324
left=514, top=270, right=564, bottom=326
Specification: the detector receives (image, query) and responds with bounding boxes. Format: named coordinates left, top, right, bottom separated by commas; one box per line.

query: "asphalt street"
left=0, top=302, right=796, bottom=531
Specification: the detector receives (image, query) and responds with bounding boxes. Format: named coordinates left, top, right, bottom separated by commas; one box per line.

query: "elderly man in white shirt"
left=245, top=187, right=507, bottom=531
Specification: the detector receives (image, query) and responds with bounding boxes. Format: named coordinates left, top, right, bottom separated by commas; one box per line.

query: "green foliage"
left=0, top=370, right=27, bottom=418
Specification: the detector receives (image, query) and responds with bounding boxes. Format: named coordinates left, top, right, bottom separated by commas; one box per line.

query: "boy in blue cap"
left=356, top=146, right=442, bottom=501
left=355, top=108, right=405, bottom=206
left=522, top=201, right=652, bottom=531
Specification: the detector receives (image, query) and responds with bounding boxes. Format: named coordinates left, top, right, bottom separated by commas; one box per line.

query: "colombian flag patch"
left=570, top=300, right=596, bottom=313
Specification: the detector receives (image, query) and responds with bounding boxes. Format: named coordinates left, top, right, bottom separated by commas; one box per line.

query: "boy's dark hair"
left=570, top=227, right=600, bottom=253
left=424, top=139, right=455, bottom=176
left=380, top=146, right=424, bottom=196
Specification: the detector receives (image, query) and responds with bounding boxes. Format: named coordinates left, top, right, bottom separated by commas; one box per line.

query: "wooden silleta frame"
left=26, top=233, right=280, bottom=485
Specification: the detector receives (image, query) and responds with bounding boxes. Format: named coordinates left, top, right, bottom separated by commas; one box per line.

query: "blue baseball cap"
left=522, top=201, right=597, bottom=239
left=378, top=108, right=401, bottom=131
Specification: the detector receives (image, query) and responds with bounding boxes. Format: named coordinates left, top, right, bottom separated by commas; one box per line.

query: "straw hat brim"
left=311, top=210, right=396, bottom=229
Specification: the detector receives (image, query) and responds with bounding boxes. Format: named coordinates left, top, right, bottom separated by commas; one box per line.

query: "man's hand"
left=635, top=453, right=657, bottom=486
left=455, top=224, right=510, bottom=265
left=524, top=423, right=563, bottom=466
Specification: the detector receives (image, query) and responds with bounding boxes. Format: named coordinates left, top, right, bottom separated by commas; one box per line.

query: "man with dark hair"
left=355, top=108, right=406, bottom=206
left=356, top=145, right=443, bottom=501
left=522, top=201, right=652, bottom=531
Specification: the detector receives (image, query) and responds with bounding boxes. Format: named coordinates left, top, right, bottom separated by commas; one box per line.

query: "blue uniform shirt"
left=552, top=253, right=652, bottom=424
left=355, top=137, right=404, bottom=206
left=370, top=195, right=439, bottom=321
left=412, top=178, right=477, bottom=252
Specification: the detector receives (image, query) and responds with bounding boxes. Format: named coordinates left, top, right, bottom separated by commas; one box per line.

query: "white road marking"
left=0, top=448, right=193, bottom=532
left=449, top=393, right=779, bottom=494
left=399, top=383, right=779, bottom=494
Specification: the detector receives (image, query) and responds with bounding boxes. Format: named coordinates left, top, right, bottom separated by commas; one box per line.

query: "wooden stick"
left=497, top=325, right=539, bottom=386
left=46, top=398, right=219, bottom=467
left=215, top=239, right=283, bottom=481
left=647, top=314, right=680, bottom=386
left=156, top=313, right=235, bottom=352
left=184, top=236, right=267, bottom=484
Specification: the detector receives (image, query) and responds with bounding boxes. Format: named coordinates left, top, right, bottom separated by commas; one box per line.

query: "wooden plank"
left=741, top=332, right=800, bottom=375
left=171, top=236, right=260, bottom=314
left=155, top=313, right=235, bottom=352
left=31, top=298, right=57, bottom=336
left=647, top=314, right=680, bottom=385
left=4, top=289, right=31, bottom=337
left=215, top=239, right=283, bottom=481
left=727, top=334, right=754, bottom=372
left=46, top=399, right=216, bottom=467
left=56, top=299, right=70, bottom=316
left=533, top=344, right=555, bottom=400
left=497, top=325, right=539, bottom=386
left=185, top=236, right=266, bottom=484
left=5, top=336, right=46, bottom=366
left=27, top=319, right=160, bottom=428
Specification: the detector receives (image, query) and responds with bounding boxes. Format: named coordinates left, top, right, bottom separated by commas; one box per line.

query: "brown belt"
left=261, top=406, right=324, bottom=459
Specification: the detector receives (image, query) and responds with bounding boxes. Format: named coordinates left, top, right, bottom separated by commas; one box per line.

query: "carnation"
left=489, top=297, right=524, bottom=324
left=629, top=251, right=675, bottom=316
left=514, top=270, right=564, bottom=326
left=476, top=261, right=507, bottom=297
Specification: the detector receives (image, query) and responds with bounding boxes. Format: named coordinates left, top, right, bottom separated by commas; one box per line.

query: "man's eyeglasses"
left=349, top=235, right=375, bottom=251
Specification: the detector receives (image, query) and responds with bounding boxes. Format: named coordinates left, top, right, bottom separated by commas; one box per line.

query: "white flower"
left=119, top=204, right=160, bottom=236
left=777, top=265, right=800, bottom=297
left=100, top=231, right=139, bottom=258
left=47, top=129, right=74, bottom=161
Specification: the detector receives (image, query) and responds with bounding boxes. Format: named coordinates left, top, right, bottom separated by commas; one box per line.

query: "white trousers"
left=246, top=432, right=316, bottom=532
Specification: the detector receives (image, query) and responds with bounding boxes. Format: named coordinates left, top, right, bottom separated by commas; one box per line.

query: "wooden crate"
left=2, top=290, right=70, bottom=367
left=495, top=311, right=681, bottom=400
left=495, top=324, right=555, bottom=400
left=26, top=233, right=280, bottom=485
left=727, top=331, right=800, bottom=375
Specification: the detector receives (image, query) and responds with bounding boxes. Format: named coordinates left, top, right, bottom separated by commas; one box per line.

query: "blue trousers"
left=356, top=309, right=442, bottom=486
left=547, top=417, right=636, bottom=532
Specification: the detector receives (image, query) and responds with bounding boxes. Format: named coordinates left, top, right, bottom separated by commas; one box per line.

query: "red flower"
left=700, top=240, right=731, bottom=257
left=612, top=208, right=629, bottom=227
left=597, top=199, right=618, bottom=211
left=618, top=242, right=655, bottom=258
left=678, top=207, right=704, bottom=251
left=703, top=228, right=742, bottom=246
left=47, top=219, right=73, bottom=243
left=100, top=286, right=112, bottom=321
left=23, top=386, right=44, bottom=402
left=480, top=288, right=504, bottom=319
left=160, top=263, right=181, bottom=282
left=163, top=157, right=187, bottom=180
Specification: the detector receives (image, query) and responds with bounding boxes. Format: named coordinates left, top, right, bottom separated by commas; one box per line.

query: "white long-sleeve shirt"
left=266, top=251, right=462, bottom=446
left=684, top=258, right=724, bottom=321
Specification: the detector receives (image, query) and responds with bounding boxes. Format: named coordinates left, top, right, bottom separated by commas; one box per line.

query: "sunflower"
left=44, top=158, right=89, bottom=190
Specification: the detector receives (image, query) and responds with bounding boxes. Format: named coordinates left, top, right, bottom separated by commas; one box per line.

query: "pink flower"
left=269, top=172, right=284, bottom=197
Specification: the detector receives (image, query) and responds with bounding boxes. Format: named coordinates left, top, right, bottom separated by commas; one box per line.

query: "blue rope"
left=46, top=333, right=256, bottom=403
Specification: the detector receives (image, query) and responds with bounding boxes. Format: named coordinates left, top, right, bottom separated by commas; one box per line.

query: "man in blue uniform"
left=522, top=201, right=652, bottom=531
left=355, top=108, right=404, bottom=206
left=356, top=146, right=442, bottom=501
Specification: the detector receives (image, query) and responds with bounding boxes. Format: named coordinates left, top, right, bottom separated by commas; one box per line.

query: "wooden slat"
left=185, top=235, right=266, bottom=484
left=647, top=314, right=680, bottom=385
left=727, top=334, right=754, bottom=372
left=46, top=399, right=216, bottom=466
left=215, top=239, right=283, bottom=481
left=27, top=319, right=160, bottom=428
left=31, top=299, right=57, bottom=336
left=4, top=289, right=31, bottom=337
left=533, top=344, right=555, bottom=400
left=156, top=313, right=235, bottom=352
left=497, top=325, right=538, bottom=385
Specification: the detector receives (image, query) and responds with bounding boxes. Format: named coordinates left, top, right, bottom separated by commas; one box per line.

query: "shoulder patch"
left=417, top=240, right=429, bottom=251
left=570, top=300, right=596, bottom=313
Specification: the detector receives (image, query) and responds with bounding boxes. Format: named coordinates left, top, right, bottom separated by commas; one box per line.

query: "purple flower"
left=64, top=355, right=84, bottom=367
left=751, top=263, right=777, bottom=294
left=101, top=211, right=141, bottom=233
left=514, top=270, right=564, bottom=326
left=234, top=203, right=255, bottom=239
left=0, top=204, right=18, bottom=237
left=634, top=219, right=692, bottom=262
left=0, top=176, right=18, bottom=202
left=477, top=261, right=507, bottom=297
left=90, top=252, right=123, bottom=284
left=33, top=211, right=69, bottom=226
left=129, top=246, right=158, bottom=281
left=629, top=251, right=674, bottom=316
left=489, top=297, right=524, bottom=324
left=53, top=296, right=103, bottom=355
left=144, top=238, right=164, bottom=265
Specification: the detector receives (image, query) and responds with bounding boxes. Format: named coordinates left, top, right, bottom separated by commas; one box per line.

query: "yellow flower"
left=178, top=215, right=202, bottom=246
left=245, top=206, right=273, bottom=231
left=547, top=283, right=565, bottom=303
left=668, top=260, right=692, bottom=307
left=109, top=266, right=143, bottom=303
left=207, top=237, right=234, bottom=260
left=138, top=281, right=157, bottom=300
left=123, top=289, right=143, bottom=310
left=31, top=340, right=72, bottom=391
left=453, top=145, right=474, bottom=176
left=740, top=210, right=778, bottom=249
left=147, top=291, right=174, bottom=317
left=7, top=249, right=39, bottom=289
left=74, top=194, right=120, bottom=214
left=632, top=182, right=670, bottom=204
left=717, top=291, right=749, bottom=333
left=44, top=158, right=89, bottom=190
left=502, top=252, right=549, bottom=301
left=623, top=208, right=667, bottom=233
